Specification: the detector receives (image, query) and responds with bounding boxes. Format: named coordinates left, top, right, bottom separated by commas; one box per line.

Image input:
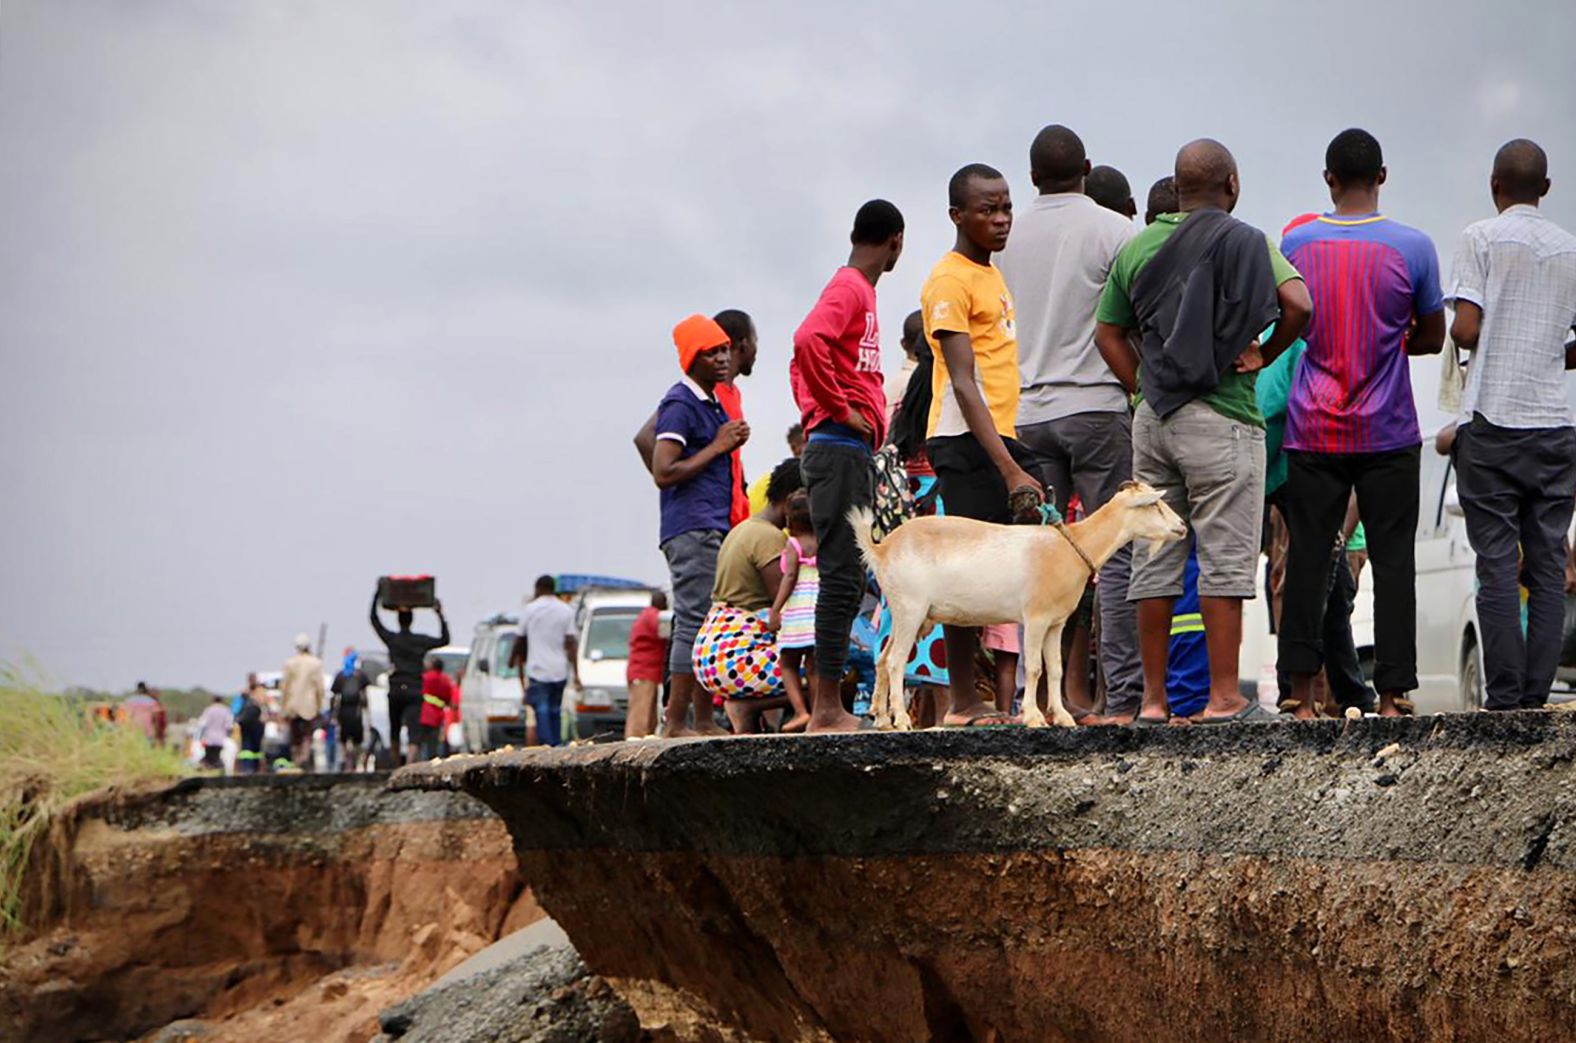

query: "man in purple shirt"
left=1278, top=129, right=1446, bottom=718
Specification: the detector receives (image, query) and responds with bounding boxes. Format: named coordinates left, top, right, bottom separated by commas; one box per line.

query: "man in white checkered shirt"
left=1447, top=138, right=1576, bottom=711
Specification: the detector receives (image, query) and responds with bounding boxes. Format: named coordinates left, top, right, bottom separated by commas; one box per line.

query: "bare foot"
left=806, top=709, right=862, bottom=734
left=780, top=713, right=811, bottom=734
left=659, top=724, right=698, bottom=738
left=694, top=721, right=728, bottom=737
left=1376, top=693, right=1414, bottom=718
left=1098, top=712, right=1135, bottom=726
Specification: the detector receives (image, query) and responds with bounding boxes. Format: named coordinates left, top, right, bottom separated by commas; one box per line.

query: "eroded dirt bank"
left=0, top=774, right=538, bottom=1042
left=402, top=714, right=1576, bottom=1043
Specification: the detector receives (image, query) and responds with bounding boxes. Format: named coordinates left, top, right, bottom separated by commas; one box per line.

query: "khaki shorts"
left=1129, top=400, right=1265, bottom=600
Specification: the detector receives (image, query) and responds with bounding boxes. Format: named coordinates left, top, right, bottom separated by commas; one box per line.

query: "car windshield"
left=493, top=633, right=520, bottom=679
left=584, top=610, right=639, bottom=661
left=433, top=651, right=468, bottom=677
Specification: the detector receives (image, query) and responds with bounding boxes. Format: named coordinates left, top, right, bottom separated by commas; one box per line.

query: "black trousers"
left=388, top=677, right=420, bottom=754
left=1280, top=446, right=1419, bottom=694
left=801, top=441, right=874, bottom=681
left=1455, top=416, right=1576, bottom=710
left=1276, top=548, right=1375, bottom=712
left=925, top=433, right=1038, bottom=523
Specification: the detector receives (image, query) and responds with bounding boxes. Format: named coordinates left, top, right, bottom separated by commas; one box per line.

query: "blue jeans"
left=527, top=680, right=566, bottom=746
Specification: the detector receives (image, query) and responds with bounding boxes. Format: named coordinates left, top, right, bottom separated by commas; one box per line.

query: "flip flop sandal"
left=1391, top=697, right=1416, bottom=716
left=1130, top=714, right=1171, bottom=728
left=947, top=711, right=1022, bottom=729
left=1196, top=702, right=1282, bottom=724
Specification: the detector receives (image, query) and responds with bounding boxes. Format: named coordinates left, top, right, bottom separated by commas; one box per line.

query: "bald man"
left=1448, top=139, right=1576, bottom=711
left=1094, top=138, right=1311, bottom=725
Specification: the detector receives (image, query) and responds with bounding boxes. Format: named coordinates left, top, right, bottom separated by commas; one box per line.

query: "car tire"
left=1460, top=635, right=1484, bottom=711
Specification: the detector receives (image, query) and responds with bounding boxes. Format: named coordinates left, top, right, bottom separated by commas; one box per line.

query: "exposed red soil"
left=0, top=782, right=537, bottom=1043
left=515, top=848, right=1576, bottom=1043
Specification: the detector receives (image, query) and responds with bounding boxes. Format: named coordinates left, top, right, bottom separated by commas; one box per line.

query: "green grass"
left=0, top=666, right=187, bottom=939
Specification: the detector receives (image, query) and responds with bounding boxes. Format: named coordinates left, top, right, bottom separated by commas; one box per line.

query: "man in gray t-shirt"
left=996, top=123, right=1140, bottom=723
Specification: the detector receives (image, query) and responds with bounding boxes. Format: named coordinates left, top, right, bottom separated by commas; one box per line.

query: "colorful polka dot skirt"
left=693, top=603, right=784, bottom=701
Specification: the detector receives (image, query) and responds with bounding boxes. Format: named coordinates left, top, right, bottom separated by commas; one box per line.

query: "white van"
left=459, top=615, right=528, bottom=752
left=564, top=589, right=660, bottom=740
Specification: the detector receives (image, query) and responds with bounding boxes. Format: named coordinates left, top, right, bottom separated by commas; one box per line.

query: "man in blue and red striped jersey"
left=1278, top=128, right=1446, bottom=719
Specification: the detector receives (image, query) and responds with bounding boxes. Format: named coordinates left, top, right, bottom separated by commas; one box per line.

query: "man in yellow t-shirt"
left=920, top=162, right=1045, bottom=728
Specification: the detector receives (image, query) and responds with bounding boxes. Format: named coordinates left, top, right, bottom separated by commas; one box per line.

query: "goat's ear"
left=1130, top=490, right=1163, bottom=507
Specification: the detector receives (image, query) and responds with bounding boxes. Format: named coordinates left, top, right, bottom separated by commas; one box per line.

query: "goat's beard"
left=1146, top=538, right=1170, bottom=559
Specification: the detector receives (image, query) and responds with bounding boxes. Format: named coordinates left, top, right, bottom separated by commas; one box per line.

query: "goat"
left=851, top=481, right=1188, bottom=730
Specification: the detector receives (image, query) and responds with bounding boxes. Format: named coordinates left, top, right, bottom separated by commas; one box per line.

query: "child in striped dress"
left=769, top=490, right=818, bottom=732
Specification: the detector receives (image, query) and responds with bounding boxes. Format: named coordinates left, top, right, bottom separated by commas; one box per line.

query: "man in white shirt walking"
left=1448, top=138, right=1576, bottom=711
left=996, top=123, right=1141, bottom=724
left=509, top=575, right=580, bottom=745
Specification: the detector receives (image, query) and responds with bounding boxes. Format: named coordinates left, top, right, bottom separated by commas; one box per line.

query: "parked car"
left=459, top=615, right=527, bottom=753
left=564, top=588, right=660, bottom=740
left=1406, top=447, right=1484, bottom=712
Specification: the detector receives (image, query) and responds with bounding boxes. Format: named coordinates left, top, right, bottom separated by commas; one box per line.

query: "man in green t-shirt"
left=1094, top=139, right=1312, bottom=725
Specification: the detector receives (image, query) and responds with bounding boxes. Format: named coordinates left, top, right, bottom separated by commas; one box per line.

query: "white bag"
left=1438, top=333, right=1465, bottom=414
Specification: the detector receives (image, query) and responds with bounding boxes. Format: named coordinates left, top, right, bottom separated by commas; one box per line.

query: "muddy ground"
left=1, top=773, right=539, bottom=1042
left=403, top=712, right=1576, bottom=1042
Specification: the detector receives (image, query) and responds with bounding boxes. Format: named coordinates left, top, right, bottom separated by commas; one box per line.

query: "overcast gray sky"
left=4, top=0, right=1574, bottom=692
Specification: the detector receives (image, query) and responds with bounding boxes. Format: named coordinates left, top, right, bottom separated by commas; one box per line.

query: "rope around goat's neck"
left=1036, top=503, right=1098, bottom=576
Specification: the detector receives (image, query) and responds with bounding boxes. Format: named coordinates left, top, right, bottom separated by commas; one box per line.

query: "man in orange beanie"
left=633, top=309, right=757, bottom=529
left=650, top=314, right=750, bottom=736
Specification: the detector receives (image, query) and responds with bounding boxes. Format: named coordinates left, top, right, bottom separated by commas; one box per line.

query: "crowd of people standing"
left=641, top=124, right=1576, bottom=733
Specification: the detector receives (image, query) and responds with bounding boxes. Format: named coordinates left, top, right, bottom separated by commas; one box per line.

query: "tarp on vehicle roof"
left=553, top=574, right=653, bottom=594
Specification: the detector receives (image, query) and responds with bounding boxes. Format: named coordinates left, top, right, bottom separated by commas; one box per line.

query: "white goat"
left=851, top=481, right=1187, bottom=730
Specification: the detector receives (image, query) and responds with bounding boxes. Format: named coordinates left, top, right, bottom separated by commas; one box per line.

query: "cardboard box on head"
left=378, top=574, right=436, bottom=610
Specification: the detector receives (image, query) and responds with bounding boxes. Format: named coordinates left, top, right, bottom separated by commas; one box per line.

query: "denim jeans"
left=527, top=679, right=566, bottom=746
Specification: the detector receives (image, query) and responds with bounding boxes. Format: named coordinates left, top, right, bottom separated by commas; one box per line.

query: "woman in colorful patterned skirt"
left=691, top=459, right=801, bottom=732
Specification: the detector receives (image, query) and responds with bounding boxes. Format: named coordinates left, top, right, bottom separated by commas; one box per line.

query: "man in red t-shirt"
left=791, top=199, right=905, bottom=733
left=624, top=591, right=670, bottom=739
left=418, top=660, right=455, bottom=762
left=633, top=310, right=756, bottom=529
